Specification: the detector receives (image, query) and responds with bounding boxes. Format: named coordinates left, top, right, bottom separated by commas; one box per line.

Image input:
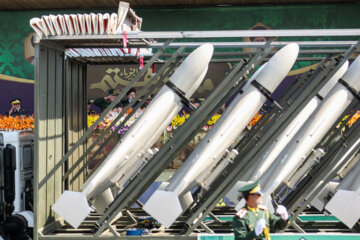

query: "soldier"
left=6, top=98, right=28, bottom=117
left=93, top=89, right=118, bottom=112
left=232, top=180, right=289, bottom=240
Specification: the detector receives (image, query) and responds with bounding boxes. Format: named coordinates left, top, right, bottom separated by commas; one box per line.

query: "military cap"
left=108, top=89, right=116, bottom=96
left=10, top=98, right=21, bottom=104
left=238, top=180, right=262, bottom=195
left=194, top=98, right=202, bottom=104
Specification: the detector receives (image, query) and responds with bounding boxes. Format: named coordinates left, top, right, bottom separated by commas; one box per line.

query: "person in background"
left=87, top=100, right=97, bottom=115
left=120, top=88, right=136, bottom=108
left=6, top=98, right=28, bottom=117
left=232, top=181, right=289, bottom=240
left=242, top=22, right=277, bottom=53
left=93, top=89, right=118, bottom=112
left=141, top=94, right=153, bottom=111
left=179, top=98, right=202, bottom=116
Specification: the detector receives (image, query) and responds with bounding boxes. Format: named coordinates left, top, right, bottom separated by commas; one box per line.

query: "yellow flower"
left=207, top=114, right=221, bottom=126
left=87, top=115, right=99, bottom=127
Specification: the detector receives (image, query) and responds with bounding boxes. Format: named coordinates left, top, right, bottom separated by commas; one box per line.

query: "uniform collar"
left=247, top=205, right=259, bottom=213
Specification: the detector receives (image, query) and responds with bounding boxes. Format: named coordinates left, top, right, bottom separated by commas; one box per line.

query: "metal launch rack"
left=34, top=29, right=360, bottom=239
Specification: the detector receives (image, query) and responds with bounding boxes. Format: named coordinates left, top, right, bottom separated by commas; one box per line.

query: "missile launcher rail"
left=33, top=29, right=360, bottom=239
left=180, top=50, right=356, bottom=235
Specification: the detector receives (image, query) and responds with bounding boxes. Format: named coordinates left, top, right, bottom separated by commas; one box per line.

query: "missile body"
left=143, top=43, right=299, bottom=228
left=52, top=43, right=214, bottom=228
left=259, top=56, right=360, bottom=201
left=245, top=61, right=349, bottom=182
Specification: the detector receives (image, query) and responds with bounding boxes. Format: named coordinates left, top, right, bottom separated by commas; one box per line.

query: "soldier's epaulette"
left=236, top=208, right=247, bottom=218
left=258, top=205, right=267, bottom=210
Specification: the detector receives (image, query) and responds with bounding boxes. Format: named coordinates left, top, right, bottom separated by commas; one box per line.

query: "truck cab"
left=0, top=130, right=34, bottom=240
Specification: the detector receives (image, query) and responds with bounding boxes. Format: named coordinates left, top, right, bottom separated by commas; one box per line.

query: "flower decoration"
left=168, top=113, right=190, bottom=131
left=87, top=114, right=100, bottom=128
left=168, top=112, right=222, bottom=132
left=347, top=110, right=360, bottom=127
left=0, top=115, right=34, bottom=131
left=247, top=113, right=263, bottom=129
left=87, top=108, right=142, bottom=134
left=207, top=114, right=221, bottom=126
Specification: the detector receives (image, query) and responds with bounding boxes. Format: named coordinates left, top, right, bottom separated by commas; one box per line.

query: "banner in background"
left=87, top=63, right=232, bottom=101
left=1, top=4, right=360, bottom=114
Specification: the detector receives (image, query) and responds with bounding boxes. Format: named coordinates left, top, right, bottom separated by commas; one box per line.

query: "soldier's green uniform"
left=232, top=181, right=288, bottom=240
left=232, top=205, right=288, bottom=240
left=93, top=89, right=117, bottom=111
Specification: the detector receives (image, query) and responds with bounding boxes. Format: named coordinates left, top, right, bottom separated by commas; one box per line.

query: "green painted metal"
left=198, top=234, right=360, bottom=240
left=297, top=215, right=339, bottom=222
left=203, top=215, right=340, bottom=222
left=34, top=43, right=67, bottom=238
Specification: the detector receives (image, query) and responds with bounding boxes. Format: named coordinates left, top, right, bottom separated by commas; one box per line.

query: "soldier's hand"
left=255, top=218, right=266, bottom=236
left=276, top=205, right=289, bottom=220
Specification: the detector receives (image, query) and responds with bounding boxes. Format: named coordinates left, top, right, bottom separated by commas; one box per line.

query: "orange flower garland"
left=0, top=115, right=35, bottom=131
left=248, top=113, right=263, bottom=128
left=347, top=110, right=360, bottom=126
left=1, top=110, right=358, bottom=132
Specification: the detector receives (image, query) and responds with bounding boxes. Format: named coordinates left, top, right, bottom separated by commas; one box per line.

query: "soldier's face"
left=248, top=193, right=263, bottom=206
left=13, top=103, right=20, bottom=111
left=109, top=95, right=116, bottom=102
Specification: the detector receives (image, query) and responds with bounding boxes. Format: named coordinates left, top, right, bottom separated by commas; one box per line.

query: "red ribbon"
left=123, top=31, right=127, bottom=48
left=139, top=56, right=144, bottom=69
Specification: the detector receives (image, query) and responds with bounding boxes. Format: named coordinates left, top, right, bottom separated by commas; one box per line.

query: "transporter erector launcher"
left=52, top=43, right=214, bottom=229
left=259, top=55, right=360, bottom=206
left=143, top=43, right=299, bottom=228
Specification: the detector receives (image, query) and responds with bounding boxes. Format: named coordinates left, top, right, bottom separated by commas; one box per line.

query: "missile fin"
left=235, top=198, right=246, bottom=212
left=262, top=194, right=275, bottom=213
left=143, top=190, right=183, bottom=228
left=179, top=191, right=194, bottom=212
left=325, top=189, right=360, bottom=228
left=52, top=190, right=91, bottom=228
left=226, top=181, right=251, bottom=205
left=93, top=188, right=114, bottom=214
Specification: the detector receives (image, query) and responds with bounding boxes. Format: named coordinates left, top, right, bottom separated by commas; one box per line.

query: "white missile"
left=143, top=43, right=299, bottom=228
left=259, top=55, right=360, bottom=206
left=326, top=157, right=360, bottom=228
left=227, top=61, right=348, bottom=205
left=228, top=60, right=348, bottom=205
left=247, top=60, right=349, bottom=182
left=52, top=43, right=214, bottom=228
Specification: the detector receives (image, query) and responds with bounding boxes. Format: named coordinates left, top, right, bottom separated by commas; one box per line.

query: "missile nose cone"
left=342, top=56, right=360, bottom=91
left=256, top=43, right=299, bottom=93
left=197, top=43, right=214, bottom=59
left=170, top=43, right=214, bottom=96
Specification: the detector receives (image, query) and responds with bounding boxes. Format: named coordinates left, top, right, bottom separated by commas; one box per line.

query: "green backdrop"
left=0, top=3, right=359, bottom=80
